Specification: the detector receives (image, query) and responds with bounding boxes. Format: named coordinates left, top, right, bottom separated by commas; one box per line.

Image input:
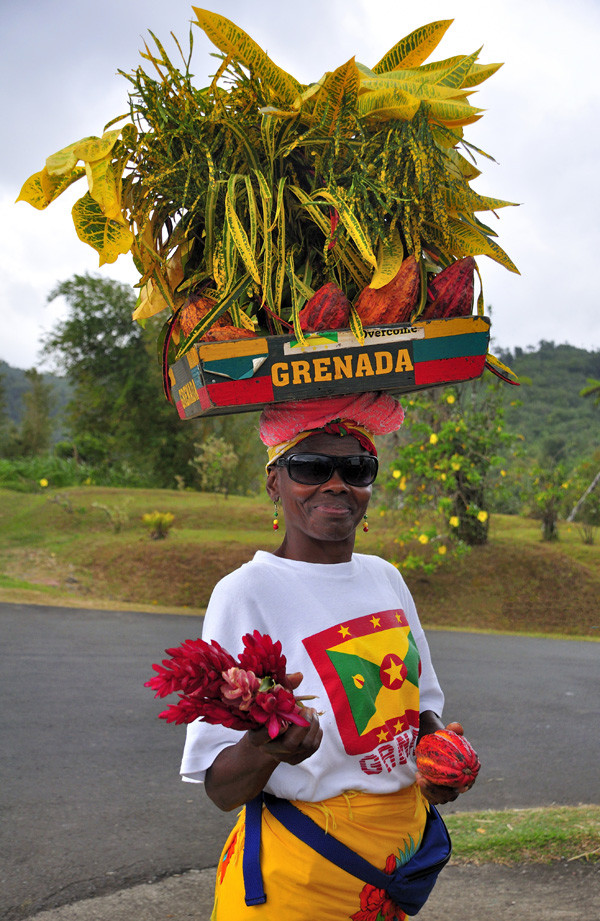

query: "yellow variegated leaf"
left=85, top=158, right=122, bottom=221
left=442, top=217, right=519, bottom=273
left=436, top=49, right=482, bottom=89
left=441, top=145, right=482, bottom=181
left=286, top=255, right=307, bottom=346
left=16, top=166, right=85, bottom=210
left=46, top=138, right=96, bottom=176
left=348, top=305, right=365, bottom=345
left=357, top=88, right=420, bottom=121
left=473, top=260, right=485, bottom=316
left=361, top=74, right=472, bottom=102
left=73, top=129, right=122, bottom=163
left=175, top=274, right=251, bottom=359
left=356, top=62, right=377, bottom=78
left=46, top=130, right=122, bottom=177
left=426, top=97, right=484, bottom=127
left=274, top=181, right=287, bottom=313
left=441, top=186, right=518, bottom=213
left=313, top=189, right=377, bottom=269
left=370, top=228, right=404, bottom=288
left=373, top=20, right=453, bottom=73
left=292, top=75, right=328, bottom=109
left=244, top=174, right=258, bottom=254
left=222, top=220, right=239, bottom=296
left=461, top=62, right=503, bottom=88
left=132, top=277, right=171, bottom=321
left=192, top=7, right=301, bottom=104
left=486, top=352, right=519, bottom=382
left=230, top=305, right=256, bottom=331
left=225, top=178, right=260, bottom=283
left=312, top=58, right=360, bottom=135
left=71, top=192, right=134, bottom=265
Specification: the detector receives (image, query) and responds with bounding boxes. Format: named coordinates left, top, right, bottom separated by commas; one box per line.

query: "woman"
left=181, top=392, right=474, bottom=920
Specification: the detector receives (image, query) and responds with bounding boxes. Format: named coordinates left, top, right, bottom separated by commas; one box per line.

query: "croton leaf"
left=192, top=7, right=301, bottom=105
left=16, top=166, right=85, bottom=210
left=373, top=20, right=453, bottom=73
left=72, top=192, right=134, bottom=265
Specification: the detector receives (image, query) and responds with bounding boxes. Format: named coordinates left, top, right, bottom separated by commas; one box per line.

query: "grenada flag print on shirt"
left=303, top=609, right=422, bottom=756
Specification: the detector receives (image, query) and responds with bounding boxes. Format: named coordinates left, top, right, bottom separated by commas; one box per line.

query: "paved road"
left=2, top=602, right=599, bottom=920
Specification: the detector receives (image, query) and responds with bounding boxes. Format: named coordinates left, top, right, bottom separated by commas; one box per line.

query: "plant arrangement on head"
left=18, top=9, right=518, bottom=374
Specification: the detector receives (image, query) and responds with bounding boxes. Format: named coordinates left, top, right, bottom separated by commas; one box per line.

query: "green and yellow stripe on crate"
left=169, top=316, right=491, bottom=419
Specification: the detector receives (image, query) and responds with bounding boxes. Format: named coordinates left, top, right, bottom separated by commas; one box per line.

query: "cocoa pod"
left=421, top=257, right=475, bottom=320
left=201, top=325, right=257, bottom=342
left=179, top=293, right=231, bottom=338
left=299, top=282, right=351, bottom=332
left=355, top=255, right=420, bottom=326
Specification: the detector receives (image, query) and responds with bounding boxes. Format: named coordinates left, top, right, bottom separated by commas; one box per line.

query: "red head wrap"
left=259, top=392, right=404, bottom=465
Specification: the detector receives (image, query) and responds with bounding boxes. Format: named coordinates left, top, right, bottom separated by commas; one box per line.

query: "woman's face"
left=266, top=432, right=374, bottom=563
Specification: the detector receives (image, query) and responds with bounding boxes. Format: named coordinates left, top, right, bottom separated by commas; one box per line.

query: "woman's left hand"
left=415, top=715, right=476, bottom=804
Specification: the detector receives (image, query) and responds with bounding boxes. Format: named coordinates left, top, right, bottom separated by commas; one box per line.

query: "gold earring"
left=272, top=500, right=279, bottom=531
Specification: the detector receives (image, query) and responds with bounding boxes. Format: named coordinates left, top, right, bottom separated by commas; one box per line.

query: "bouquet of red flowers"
left=145, top=630, right=310, bottom=739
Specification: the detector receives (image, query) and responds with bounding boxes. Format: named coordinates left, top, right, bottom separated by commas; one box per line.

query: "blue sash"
left=243, top=791, right=451, bottom=915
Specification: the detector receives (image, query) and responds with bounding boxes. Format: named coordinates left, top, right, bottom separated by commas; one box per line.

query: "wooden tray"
left=168, top=316, right=491, bottom=419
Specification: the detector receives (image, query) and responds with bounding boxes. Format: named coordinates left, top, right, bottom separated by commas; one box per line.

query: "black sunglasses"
left=274, top=453, right=378, bottom=487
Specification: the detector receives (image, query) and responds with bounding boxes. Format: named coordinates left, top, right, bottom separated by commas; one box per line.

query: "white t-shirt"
left=180, top=551, right=444, bottom=802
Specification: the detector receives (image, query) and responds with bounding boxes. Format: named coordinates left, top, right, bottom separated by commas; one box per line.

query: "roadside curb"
left=25, top=860, right=600, bottom=921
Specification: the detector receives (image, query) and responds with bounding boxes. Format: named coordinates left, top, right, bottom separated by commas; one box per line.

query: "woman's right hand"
left=247, top=706, right=323, bottom=765
left=247, top=671, right=322, bottom=765
left=205, top=671, right=322, bottom=811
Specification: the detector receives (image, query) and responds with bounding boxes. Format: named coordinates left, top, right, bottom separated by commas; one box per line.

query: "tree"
left=384, top=376, right=516, bottom=566
left=42, top=273, right=197, bottom=486
left=190, top=435, right=238, bottom=495
left=19, top=369, right=52, bottom=455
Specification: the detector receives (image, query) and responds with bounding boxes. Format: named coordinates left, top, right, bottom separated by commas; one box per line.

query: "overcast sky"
left=2, top=0, right=599, bottom=370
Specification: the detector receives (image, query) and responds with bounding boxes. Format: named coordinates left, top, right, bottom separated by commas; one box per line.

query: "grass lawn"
left=1, top=486, right=598, bottom=637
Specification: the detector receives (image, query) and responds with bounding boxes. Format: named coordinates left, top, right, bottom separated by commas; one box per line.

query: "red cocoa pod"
left=355, top=255, right=420, bottom=326
left=416, top=728, right=481, bottom=788
left=179, top=293, right=232, bottom=338
left=299, top=282, right=351, bottom=332
left=201, top=325, right=257, bottom=342
left=421, top=257, right=475, bottom=320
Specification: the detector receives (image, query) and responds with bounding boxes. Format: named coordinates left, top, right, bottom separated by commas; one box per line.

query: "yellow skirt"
left=211, top=784, right=428, bottom=921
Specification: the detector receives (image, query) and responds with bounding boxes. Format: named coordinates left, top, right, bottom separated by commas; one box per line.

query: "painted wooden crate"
left=168, top=315, right=491, bottom=419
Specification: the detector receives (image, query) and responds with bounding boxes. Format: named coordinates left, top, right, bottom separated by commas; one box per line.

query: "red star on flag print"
left=303, top=610, right=422, bottom=756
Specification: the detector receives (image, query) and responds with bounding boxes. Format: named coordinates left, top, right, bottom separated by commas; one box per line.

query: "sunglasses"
left=274, top=453, right=378, bottom=487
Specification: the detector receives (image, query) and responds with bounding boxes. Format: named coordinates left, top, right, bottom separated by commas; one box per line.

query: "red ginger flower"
left=146, top=632, right=309, bottom=737
left=249, top=685, right=309, bottom=739
left=145, top=638, right=236, bottom=698
left=238, top=630, right=290, bottom=687
left=221, top=667, right=260, bottom=710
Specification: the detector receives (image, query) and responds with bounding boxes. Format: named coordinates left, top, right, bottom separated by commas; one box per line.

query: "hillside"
left=497, top=341, right=600, bottom=462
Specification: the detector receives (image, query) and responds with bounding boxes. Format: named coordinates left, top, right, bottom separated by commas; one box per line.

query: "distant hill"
left=0, top=360, right=72, bottom=440
left=1, top=341, right=599, bottom=463
left=496, top=341, right=600, bottom=463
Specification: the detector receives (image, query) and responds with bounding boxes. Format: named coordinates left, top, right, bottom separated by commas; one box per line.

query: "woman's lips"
left=313, top=502, right=352, bottom=516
